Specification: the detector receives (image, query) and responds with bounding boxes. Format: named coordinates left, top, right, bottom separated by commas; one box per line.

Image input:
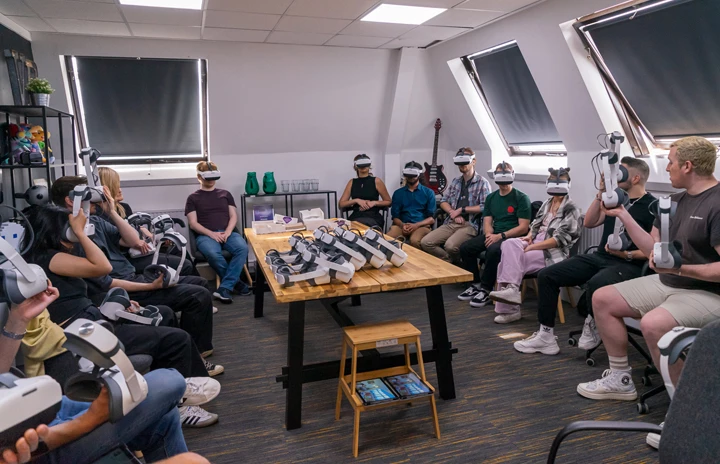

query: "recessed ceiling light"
left=361, top=4, right=446, bottom=25
left=119, top=0, right=202, bottom=10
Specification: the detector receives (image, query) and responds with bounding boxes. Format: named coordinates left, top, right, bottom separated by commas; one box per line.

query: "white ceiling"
left=1, top=0, right=543, bottom=49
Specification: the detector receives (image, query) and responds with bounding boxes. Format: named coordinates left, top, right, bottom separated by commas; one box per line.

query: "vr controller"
left=652, top=196, right=683, bottom=269
left=658, top=326, right=700, bottom=400
left=98, top=287, right=162, bottom=326
left=144, top=230, right=187, bottom=288
left=362, top=228, right=407, bottom=267
left=127, top=212, right=156, bottom=258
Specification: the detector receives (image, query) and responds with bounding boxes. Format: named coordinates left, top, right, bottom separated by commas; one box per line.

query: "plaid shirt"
left=530, top=196, right=581, bottom=266
left=440, top=172, right=492, bottom=231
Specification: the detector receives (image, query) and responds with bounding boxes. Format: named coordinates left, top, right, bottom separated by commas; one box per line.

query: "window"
left=65, top=56, right=208, bottom=165
left=461, top=41, right=566, bottom=156
left=576, top=0, right=720, bottom=154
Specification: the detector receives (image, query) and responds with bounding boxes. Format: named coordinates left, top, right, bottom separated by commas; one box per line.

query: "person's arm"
left=109, top=275, right=163, bottom=293
left=527, top=205, right=581, bottom=252
left=99, top=187, right=146, bottom=249
left=584, top=192, right=606, bottom=229
left=373, top=178, right=392, bottom=208
left=666, top=245, right=720, bottom=282
left=225, top=206, right=238, bottom=237
left=338, top=180, right=357, bottom=209
left=504, top=219, right=531, bottom=239
left=391, top=192, right=402, bottom=228
left=604, top=245, right=648, bottom=260
left=604, top=205, right=655, bottom=257
left=187, top=212, right=223, bottom=243
left=49, top=213, right=113, bottom=279
left=482, top=216, right=494, bottom=237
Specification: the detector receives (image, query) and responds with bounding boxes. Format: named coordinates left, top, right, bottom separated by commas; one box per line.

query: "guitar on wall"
left=423, top=118, right=447, bottom=195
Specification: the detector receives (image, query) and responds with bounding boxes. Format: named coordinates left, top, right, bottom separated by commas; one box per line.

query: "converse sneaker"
left=514, top=331, right=560, bottom=355
left=182, top=377, right=221, bottom=406
left=201, top=349, right=213, bottom=358
left=646, top=422, right=663, bottom=450
left=489, top=283, right=522, bottom=305
left=469, top=289, right=491, bottom=308
left=494, top=310, right=521, bottom=324
left=577, top=369, right=638, bottom=401
left=213, top=306, right=218, bottom=314
left=458, top=285, right=481, bottom=301
left=179, top=405, right=218, bottom=428
left=204, top=358, right=225, bottom=377
left=578, top=315, right=602, bottom=350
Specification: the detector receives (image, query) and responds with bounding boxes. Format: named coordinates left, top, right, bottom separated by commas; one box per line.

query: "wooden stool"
left=335, top=320, right=441, bottom=457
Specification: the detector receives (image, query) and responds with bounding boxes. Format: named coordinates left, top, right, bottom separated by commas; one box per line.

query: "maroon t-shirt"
left=185, top=189, right=236, bottom=231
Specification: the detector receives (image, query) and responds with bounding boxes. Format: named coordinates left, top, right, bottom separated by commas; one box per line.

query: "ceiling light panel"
left=361, top=4, right=447, bottom=25
left=119, top=0, right=202, bottom=10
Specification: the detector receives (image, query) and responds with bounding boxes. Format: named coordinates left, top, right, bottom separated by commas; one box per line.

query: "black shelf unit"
left=0, top=105, right=79, bottom=208
left=239, top=190, right=339, bottom=234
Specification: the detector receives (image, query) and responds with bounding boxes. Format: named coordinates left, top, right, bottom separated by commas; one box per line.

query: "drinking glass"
left=302, top=179, right=311, bottom=192
left=281, top=180, right=290, bottom=193
left=292, top=180, right=302, bottom=193
left=311, top=179, right=319, bottom=191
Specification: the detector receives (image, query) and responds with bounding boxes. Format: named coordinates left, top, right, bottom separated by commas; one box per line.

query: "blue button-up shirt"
left=391, top=184, right=436, bottom=224
left=440, top=172, right=492, bottom=231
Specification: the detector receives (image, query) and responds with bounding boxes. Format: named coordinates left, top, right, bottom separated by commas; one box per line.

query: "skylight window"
left=361, top=4, right=446, bottom=25
left=118, top=0, right=202, bottom=10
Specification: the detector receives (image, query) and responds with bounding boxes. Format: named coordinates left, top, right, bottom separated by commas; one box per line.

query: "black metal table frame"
left=240, top=190, right=338, bottom=235
left=253, top=267, right=457, bottom=431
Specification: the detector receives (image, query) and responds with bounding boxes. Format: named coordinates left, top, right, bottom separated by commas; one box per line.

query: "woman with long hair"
left=98, top=167, right=132, bottom=218
left=338, top=154, right=391, bottom=229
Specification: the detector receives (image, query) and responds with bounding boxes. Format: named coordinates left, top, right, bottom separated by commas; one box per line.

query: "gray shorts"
left=613, top=275, right=720, bottom=327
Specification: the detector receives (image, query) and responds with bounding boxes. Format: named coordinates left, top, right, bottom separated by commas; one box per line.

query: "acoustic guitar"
left=423, top=119, right=447, bottom=194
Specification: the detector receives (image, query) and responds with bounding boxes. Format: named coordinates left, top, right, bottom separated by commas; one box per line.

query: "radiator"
left=578, top=222, right=604, bottom=254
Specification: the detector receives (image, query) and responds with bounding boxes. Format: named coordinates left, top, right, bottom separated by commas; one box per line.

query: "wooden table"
left=246, top=225, right=472, bottom=430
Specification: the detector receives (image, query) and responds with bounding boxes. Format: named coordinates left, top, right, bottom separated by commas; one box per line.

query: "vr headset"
left=362, top=228, right=407, bottom=267
left=354, top=154, right=371, bottom=169
left=127, top=212, right=156, bottom=258
left=151, top=214, right=176, bottom=235
left=545, top=167, right=571, bottom=197
left=64, top=185, right=96, bottom=243
left=652, top=196, right=683, bottom=269
left=80, top=148, right=107, bottom=204
left=274, top=261, right=330, bottom=287
left=301, top=245, right=355, bottom=283
left=658, top=326, right=700, bottom=400
left=312, top=228, right=367, bottom=270
left=493, top=161, right=515, bottom=185
left=402, top=164, right=424, bottom=178
left=0, top=374, right=62, bottom=450
left=143, top=230, right=187, bottom=288
left=332, top=225, right=386, bottom=269
left=197, top=161, right=221, bottom=181
left=98, top=287, right=163, bottom=326
left=453, top=148, right=475, bottom=166
left=599, top=132, right=629, bottom=209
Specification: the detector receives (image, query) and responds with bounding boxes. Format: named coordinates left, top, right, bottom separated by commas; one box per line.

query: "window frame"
left=461, top=41, right=567, bottom=158
left=64, top=55, right=209, bottom=166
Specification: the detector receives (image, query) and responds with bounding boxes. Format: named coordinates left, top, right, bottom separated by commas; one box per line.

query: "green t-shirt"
left=482, top=188, right=532, bottom=234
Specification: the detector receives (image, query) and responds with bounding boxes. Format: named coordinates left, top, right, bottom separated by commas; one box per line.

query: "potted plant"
left=26, top=78, right=54, bottom=107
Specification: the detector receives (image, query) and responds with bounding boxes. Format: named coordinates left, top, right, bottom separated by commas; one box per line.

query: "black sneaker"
left=212, top=287, right=233, bottom=304
left=469, top=289, right=491, bottom=308
left=204, top=358, right=225, bottom=377
left=235, top=284, right=252, bottom=296
left=458, top=285, right=481, bottom=301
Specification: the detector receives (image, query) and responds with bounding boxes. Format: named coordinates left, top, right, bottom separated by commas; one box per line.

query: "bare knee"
left=640, top=309, right=678, bottom=343
left=592, top=286, right=616, bottom=319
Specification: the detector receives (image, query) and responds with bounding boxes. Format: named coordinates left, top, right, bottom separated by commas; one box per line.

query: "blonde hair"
left=98, top=167, right=126, bottom=218
left=196, top=160, right=218, bottom=172
left=671, top=136, right=717, bottom=176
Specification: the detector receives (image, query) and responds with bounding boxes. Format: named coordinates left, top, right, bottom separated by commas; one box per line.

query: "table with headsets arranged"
left=245, top=223, right=472, bottom=430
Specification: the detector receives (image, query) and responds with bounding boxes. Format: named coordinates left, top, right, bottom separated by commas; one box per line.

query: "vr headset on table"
left=493, top=161, right=515, bottom=185
left=332, top=225, right=387, bottom=269
left=545, top=167, right=571, bottom=197
left=362, top=228, right=407, bottom=267
left=354, top=154, right=371, bottom=169
left=197, top=161, right=221, bottom=181
left=312, top=227, right=367, bottom=270
left=301, top=244, right=355, bottom=284
left=453, top=148, right=475, bottom=166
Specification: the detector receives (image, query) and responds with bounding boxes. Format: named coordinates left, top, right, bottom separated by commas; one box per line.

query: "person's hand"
left=485, top=233, right=502, bottom=247
left=101, top=186, right=116, bottom=215
left=9, top=283, right=59, bottom=325
left=68, top=210, right=88, bottom=237
left=453, top=216, right=465, bottom=225
left=208, top=231, right=224, bottom=243
left=598, top=174, right=606, bottom=193
left=1, top=428, right=41, bottom=464
left=156, top=452, right=211, bottom=464
left=524, top=243, right=540, bottom=253
left=128, top=300, right=141, bottom=313
left=84, top=387, right=111, bottom=426
left=648, top=254, right=681, bottom=275
left=600, top=202, right=626, bottom=218
left=150, top=274, right=165, bottom=290
left=604, top=243, right=621, bottom=257
left=405, top=223, right=419, bottom=233
left=357, top=200, right=371, bottom=211
left=401, top=223, right=411, bottom=234
left=135, top=240, right=152, bottom=255
left=520, top=233, right=532, bottom=242
left=449, top=208, right=462, bottom=220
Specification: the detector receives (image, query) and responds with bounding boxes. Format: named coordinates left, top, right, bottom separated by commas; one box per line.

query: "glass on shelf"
left=281, top=180, right=290, bottom=193
left=311, top=179, right=319, bottom=191
left=302, top=179, right=311, bottom=192
left=291, top=180, right=302, bottom=193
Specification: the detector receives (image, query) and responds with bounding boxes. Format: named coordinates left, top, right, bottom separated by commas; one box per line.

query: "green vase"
left=245, top=172, right=260, bottom=195
left=263, top=172, right=277, bottom=194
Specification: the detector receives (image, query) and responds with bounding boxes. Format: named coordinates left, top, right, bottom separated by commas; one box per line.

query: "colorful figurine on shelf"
left=29, top=125, right=54, bottom=162
left=4, top=123, right=53, bottom=165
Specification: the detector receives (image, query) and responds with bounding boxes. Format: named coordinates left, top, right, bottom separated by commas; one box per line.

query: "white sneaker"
left=183, top=377, right=221, bottom=406
left=494, top=310, right=521, bottom=324
left=577, top=369, right=638, bottom=401
left=489, top=284, right=522, bottom=305
left=179, top=405, right=219, bottom=428
left=213, top=306, right=218, bottom=314
left=578, top=315, right=602, bottom=350
left=646, top=422, right=663, bottom=450
left=514, top=331, right=560, bottom=355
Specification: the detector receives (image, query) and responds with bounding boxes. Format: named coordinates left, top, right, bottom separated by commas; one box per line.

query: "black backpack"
left=530, top=201, right=543, bottom=222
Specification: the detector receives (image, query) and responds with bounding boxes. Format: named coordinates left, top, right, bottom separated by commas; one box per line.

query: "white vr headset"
left=64, top=185, right=96, bottom=243
left=143, top=230, right=187, bottom=288
left=453, top=149, right=475, bottom=166
left=274, top=261, right=330, bottom=287
left=402, top=165, right=424, bottom=178
left=362, top=228, right=408, bottom=267
left=151, top=214, right=176, bottom=235
left=98, top=287, right=163, bottom=326
left=354, top=154, right=371, bottom=169
left=493, top=162, right=515, bottom=185
left=652, top=196, right=683, bottom=270
left=658, top=326, right=700, bottom=400
left=301, top=245, right=355, bottom=284
left=0, top=374, right=61, bottom=451
left=312, top=228, right=366, bottom=270
left=80, top=147, right=107, bottom=205
left=545, top=168, right=571, bottom=197
left=127, top=212, right=156, bottom=258
left=332, top=225, right=386, bottom=269
left=197, top=161, right=221, bottom=181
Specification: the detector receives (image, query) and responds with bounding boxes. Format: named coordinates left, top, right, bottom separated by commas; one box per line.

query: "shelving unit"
left=0, top=106, right=79, bottom=208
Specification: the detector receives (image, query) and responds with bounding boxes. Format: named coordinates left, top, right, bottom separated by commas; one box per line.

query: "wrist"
left=4, top=316, right=29, bottom=332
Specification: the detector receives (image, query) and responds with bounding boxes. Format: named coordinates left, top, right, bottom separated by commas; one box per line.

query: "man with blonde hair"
left=577, top=137, right=720, bottom=420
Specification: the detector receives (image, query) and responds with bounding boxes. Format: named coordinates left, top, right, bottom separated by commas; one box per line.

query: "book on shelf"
left=355, top=373, right=432, bottom=405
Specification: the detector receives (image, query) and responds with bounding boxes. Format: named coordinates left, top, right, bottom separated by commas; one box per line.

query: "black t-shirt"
left=32, top=249, right=94, bottom=325
left=654, top=184, right=720, bottom=294
left=87, top=216, right=138, bottom=281
left=598, top=192, right=657, bottom=256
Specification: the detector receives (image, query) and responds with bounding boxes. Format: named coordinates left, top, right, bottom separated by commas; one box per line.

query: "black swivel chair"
left=340, top=206, right=389, bottom=233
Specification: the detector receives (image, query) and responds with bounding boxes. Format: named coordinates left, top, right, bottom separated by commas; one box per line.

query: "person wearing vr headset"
left=186, top=161, right=250, bottom=304
left=577, top=136, right=720, bottom=403
left=50, top=177, right=217, bottom=367
left=420, top=148, right=491, bottom=264
left=518, top=157, right=656, bottom=356
left=388, top=161, right=437, bottom=248
left=338, top=154, right=392, bottom=229
left=457, top=161, right=532, bottom=307
left=487, top=168, right=581, bottom=326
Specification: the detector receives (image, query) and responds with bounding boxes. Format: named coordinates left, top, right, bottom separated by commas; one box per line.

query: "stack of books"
left=355, top=373, right=432, bottom=406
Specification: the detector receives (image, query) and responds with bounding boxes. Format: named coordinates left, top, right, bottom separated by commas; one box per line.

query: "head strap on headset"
left=143, top=230, right=187, bottom=288
left=402, top=162, right=424, bottom=178
left=354, top=154, right=371, bottom=169
left=197, top=161, right=222, bottom=181
left=80, top=148, right=106, bottom=203
left=545, top=167, right=571, bottom=196
left=453, top=148, right=475, bottom=166
left=493, top=161, right=515, bottom=185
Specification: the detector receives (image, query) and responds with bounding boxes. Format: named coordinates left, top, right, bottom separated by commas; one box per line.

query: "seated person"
left=488, top=168, right=581, bottom=326
left=186, top=161, right=250, bottom=304
left=51, top=177, right=215, bottom=360
left=387, top=161, right=436, bottom=248
left=518, top=157, right=655, bottom=355
left=577, top=136, right=720, bottom=403
left=338, top=154, right=391, bottom=229
left=421, top=148, right=491, bottom=264
left=457, top=162, right=531, bottom=307
left=99, top=167, right=197, bottom=277
left=0, top=286, right=202, bottom=464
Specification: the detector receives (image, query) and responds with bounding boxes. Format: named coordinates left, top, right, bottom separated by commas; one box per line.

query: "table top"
left=245, top=223, right=473, bottom=304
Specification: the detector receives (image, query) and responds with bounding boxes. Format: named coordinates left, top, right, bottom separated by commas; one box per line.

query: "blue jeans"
left=196, top=231, right=248, bottom=291
left=46, top=369, right=187, bottom=464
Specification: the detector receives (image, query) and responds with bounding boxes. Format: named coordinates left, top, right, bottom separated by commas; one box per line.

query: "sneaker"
left=182, top=377, right=221, bottom=406
left=577, top=369, right=638, bottom=401
left=578, top=315, right=602, bottom=350
left=179, top=405, right=219, bottom=428
left=469, top=289, right=491, bottom=308
left=514, top=331, right=560, bottom=355
left=201, top=349, right=213, bottom=358
left=646, top=422, right=663, bottom=450
left=213, top=287, right=233, bottom=304
left=237, top=285, right=252, bottom=296
left=458, top=285, right=481, bottom=301
left=489, top=284, right=522, bottom=305
left=494, top=310, right=522, bottom=324
left=213, top=306, right=218, bottom=314
left=204, top=358, right=224, bottom=377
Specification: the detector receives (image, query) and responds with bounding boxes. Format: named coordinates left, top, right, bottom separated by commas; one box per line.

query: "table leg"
left=350, top=295, right=362, bottom=307
left=425, top=285, right=456, bottom=400
left=286, top=301, right=305, bottom=430
left=254, top=263, right=265, bottom=318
